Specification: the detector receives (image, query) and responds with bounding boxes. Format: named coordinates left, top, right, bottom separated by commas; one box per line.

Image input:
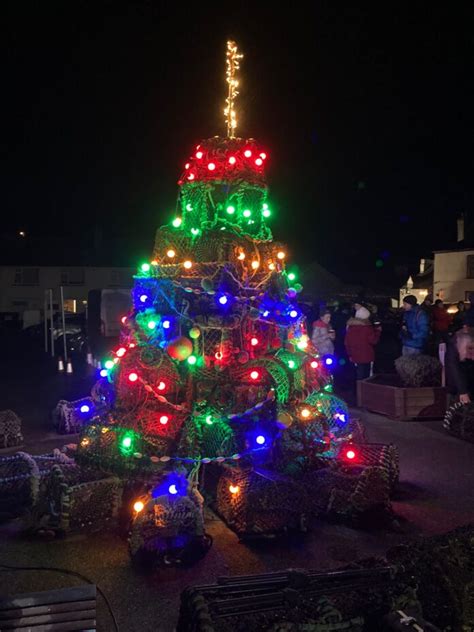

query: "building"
left=433, top=216, right=474, bottom=303
left=399, top=258, right=433, bottom=305
left=0, top=265, right=134, bottom=326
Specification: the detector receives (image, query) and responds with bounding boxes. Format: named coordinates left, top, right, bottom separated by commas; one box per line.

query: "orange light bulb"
left=133, top=501, right=145, bottom=513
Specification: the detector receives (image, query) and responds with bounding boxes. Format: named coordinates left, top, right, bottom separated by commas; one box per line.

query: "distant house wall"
left=433, top=251, right=474, bottom=302
left=399, top=286, right=429, bottom=306
left=0, top=266, right=135, bottom=317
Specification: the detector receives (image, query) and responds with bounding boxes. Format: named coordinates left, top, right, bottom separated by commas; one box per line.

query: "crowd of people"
left=309, top=301, right=381, bottom=385
left=307, top=294, right=474, bottom=404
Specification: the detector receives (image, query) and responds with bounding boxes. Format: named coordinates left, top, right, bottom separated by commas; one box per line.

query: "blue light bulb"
left=256, top=435, right=266, bottom=445
left=80, top=405, right=90, bottom=413
left=168, top=484, right=178, bottom=495
left=162, top=319, right=171, bottom=329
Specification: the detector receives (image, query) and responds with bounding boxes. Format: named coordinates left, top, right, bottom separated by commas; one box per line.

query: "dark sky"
left=3, top=3, right=474, bottom=286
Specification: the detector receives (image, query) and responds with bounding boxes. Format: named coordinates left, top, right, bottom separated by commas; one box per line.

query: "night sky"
left=3, top=3, right=474, bottom=287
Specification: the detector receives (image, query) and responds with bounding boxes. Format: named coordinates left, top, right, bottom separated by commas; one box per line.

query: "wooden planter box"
left=357, top=375, right=447, bottom=421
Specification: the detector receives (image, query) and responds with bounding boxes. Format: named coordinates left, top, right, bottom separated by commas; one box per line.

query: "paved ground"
left=1, top=330, right=474, bottom=631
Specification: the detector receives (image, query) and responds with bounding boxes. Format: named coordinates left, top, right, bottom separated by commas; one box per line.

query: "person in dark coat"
left=445, top=330, right=474, bottom=404
left=463, top=293, right=474, bottom=327
left=345, top=306, right=381, bottom=380
left=452, top=301, right=467, bottom=331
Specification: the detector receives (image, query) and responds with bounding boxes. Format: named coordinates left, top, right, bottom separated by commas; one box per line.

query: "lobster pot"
left=0, top=452, right=39, bottom=521
left=52, top=398, right=102, bottom=435
left=353, top=442, right=400, bottom=489
left=40, top=464, right=122, bottom=533
left=0, top=410, right=23, bottom=449
left=444, top=402, right=474, bottom=443
left=177, top=566, right=397, bottom=632
left=302, top=464, right=391, bottom=518
left=215, top=466, right=307, bottom=536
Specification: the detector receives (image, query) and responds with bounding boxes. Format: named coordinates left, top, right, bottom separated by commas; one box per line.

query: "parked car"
left=22, top=314, right=88, bottom=355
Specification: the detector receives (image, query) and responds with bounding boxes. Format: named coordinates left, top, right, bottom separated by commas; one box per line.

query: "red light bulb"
left=346, top=449, right=356, bottom=460
left=185, top=163, right=190, bottom=169
left=187, top=173, right=195, bottom=181
left=250, top=370, right=260, bottom=380
left=260, top=152, right=267, bottom=159
left=255, top=158, right=263, bottom=166
left=160, top=415, right=169, bottom=425
left=196, top=151, right=203, bottom=159
left=251, top=337, right=258, bottom=346
left=121, top=316, right=127, bottom=324
left=208, top=162, right=216, bottom=171
left=116, top=347, right=126, bottom=358
left=244, top=149, right=252, bottom=158
left=310, top=360, right=318, bottom=369
left=228, top=156, right=236, bottom=165
left=157, top=381, right=166, bottom=391
left=128, top=372, right=138, bottom=383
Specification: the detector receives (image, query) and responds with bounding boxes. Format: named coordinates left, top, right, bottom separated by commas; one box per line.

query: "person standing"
left=464, top=294, right=474, bottom=328
left=432, top=299, right=452, bottom=345
left=401, top=295, right=430, bottom=355
left=311, top=310, right=335, bottom=357
left=445, top=330, right=474, bottom=404
left=453, top=301, right=467, bottom=331
left=344, top=306, right=381, bottom=380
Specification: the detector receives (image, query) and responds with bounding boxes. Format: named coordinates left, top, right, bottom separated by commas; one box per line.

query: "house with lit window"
left=433, top=216, right=474, bottom=303
left=0, top=266, right=134, bottom=327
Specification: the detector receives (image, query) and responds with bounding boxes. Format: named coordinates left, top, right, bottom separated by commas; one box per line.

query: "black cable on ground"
left=0, top=563, right=119, bottom=632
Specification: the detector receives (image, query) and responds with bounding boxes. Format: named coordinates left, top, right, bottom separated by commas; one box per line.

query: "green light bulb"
left=172, top=217, right=182, bottom=228
left=243, top=209, right=251, bottom=218
left=262, top=203, right=269, bottom=210
left=104, top=360, right=114, bottom=370
left=288, top=360, right=296, bottom=369
left=226, top=205, right=235, bottom=214
left=147, top=320, right=157, bottom=330
left=122, top=436, right=132, bottom=448
left=187, top=355, right=197, bottom=365
left=191, top=228, right=200, bottom=235
left=205, top=415, right=213, bottom=425
left=262, top=208, right=271, bottom=217
left=186, top=203, right=193, bottom=212
left=141, top=263, right=150, bottom=273
left=288, top=272, right=296, bottom=281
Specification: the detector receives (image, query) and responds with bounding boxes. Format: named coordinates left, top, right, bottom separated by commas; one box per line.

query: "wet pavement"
left=1, top=330, right=474, bottom=631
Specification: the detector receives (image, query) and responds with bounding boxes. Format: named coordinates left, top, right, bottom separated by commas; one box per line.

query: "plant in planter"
left=358, top=355, right=446, bottom=421
left=394, top=355, right=442, bottom=388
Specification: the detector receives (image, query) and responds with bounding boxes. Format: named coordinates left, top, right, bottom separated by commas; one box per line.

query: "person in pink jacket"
left=311, top=311, right=335, bottom=357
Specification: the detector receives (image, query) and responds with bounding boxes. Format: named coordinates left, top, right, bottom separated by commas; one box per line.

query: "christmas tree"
left=76, top=42, right=360, bottom=554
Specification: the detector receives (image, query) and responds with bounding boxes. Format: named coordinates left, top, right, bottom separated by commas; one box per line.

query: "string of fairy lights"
left=224, top=40, right=243, bottom=138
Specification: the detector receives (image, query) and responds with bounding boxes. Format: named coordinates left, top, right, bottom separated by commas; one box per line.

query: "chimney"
left=457, top=215, right=465, bottom=242
left=420, top=258, right=426, bottom=274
